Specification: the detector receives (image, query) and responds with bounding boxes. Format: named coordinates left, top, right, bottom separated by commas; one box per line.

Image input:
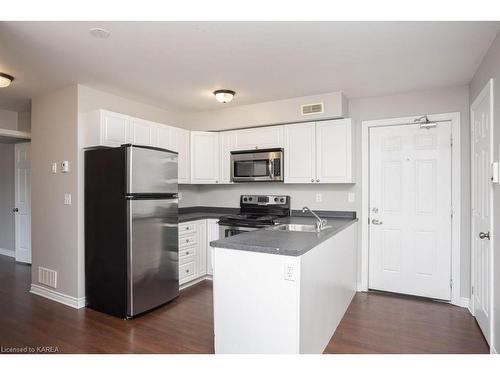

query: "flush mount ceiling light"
left=213, top=89, right=235, bottom=103
left=0, top=73, right=14, bottom=88
left=89, top=27, right=111, bottom=39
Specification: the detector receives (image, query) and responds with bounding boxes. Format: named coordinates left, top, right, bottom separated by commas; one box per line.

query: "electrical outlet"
left=316, top=193, right=322, bottom=203
left=64, top=193, right=72, bottom=205
left=284, top=263, right=296, bottom=281
left=348, top=192, right=355, bottom=203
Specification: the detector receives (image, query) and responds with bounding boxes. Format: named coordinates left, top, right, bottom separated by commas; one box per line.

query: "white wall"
left=0, top=143, right=15, bottom=251
left=470, top=29, right=500, bottom=352
left=184, top=91, right=347, bottom=131
left=31, top=85, right=79, bottom=297
left=0, top=109, right=18, bottom=130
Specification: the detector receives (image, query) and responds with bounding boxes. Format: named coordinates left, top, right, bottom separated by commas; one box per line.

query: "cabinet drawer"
left=179, top=261, right=196, bottom=284
left=179, top=246, right=196, bottom=264
left=179, top=234, right=196, bottom=248
left=179, top=222, right=196, bottom=235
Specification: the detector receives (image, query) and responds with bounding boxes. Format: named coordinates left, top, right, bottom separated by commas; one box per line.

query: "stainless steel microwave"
left=230, top=148, right=284, bottom=182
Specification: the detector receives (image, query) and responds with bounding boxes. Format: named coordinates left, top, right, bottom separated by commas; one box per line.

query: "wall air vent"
left=38, top=267, right=57, bottom=289
left=301, top=102, right=324, bottom=116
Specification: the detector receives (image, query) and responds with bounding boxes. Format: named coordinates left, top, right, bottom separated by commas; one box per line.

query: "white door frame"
left=470, top=79, right=494, bottom=351
left=361, top=112, right=463, bottom=307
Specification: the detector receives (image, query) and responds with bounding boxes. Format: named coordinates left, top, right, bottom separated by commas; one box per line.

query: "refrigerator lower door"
left=127, top=198, right=179, bottom=317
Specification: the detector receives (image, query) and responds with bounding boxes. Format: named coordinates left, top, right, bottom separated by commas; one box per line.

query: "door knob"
left=479, top=231, right=490, bottom=240
left=13, top=208, right=18, bottom=213
left=371, top=219, right=383, bottom=225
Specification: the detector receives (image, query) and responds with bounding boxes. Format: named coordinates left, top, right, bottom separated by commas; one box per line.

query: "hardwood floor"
left=0, top=255, right=489, bottom=354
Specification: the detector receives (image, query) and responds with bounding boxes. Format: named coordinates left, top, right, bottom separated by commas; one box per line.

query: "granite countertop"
left=209, top=212, right=358, bottom=257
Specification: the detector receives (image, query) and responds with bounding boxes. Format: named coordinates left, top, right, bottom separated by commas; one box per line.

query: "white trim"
left=179, top=275, right=212, bottom=290
left=470, top=78, right=495, bottom=350
left=0, top=248, right=15, bottom=258
left=457, top=297, right=470, bottom=309
left=492, top=345, right=497, bottom=354
left=30, top=283, right=86, bottom=309
left=360, top=112, right=462, bottom=307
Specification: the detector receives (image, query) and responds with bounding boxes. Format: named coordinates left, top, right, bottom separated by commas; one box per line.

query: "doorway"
left=0, top=132, right=31, bottom=264
left=470, top=79, right=494, bottom=348
left=361, top=113, right=462, bottom=306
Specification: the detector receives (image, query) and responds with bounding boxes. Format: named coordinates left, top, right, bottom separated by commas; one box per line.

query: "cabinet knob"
left=255, top=146, right=258, bottom=149
left=185, top=239, right=189, bottom=243
left=186, top=269, right=189, bottom=273
left=311, top=179, right=314, bottom=182
left=13, top=208, right=18, bottom=213
left=186, top=251, right=190, bottom=255
left=186, top=226, right=190, bottom=230
left=316, top=179, right=320, bottom=182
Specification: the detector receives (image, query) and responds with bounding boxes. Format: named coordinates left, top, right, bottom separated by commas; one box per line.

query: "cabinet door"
left=316, top=119, right=354, bottom=183
left=191, top=132, right=220, bottom=184
left=196, top=220, right=207, bottom=277
left=233, top=126, right=284, bottom=150
left=219, top=132, right=236, bottom=184
left=157, top=125, right=174, bottom=151
left=130, top=119, right=157, bottom=146
left=284, top=122, right=316, bottom=183
left=174, top=128, right=191, bottom=184
left=101, top=111, right=130, bottom=147
left=206, top=219, right=219, bottom=275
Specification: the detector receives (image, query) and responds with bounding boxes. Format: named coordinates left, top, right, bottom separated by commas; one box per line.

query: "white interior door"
left=471, top=80, right=494, bottom=346
left=14, top=142, right=31, bottom=264
left=369, top=122, right=452, bottom=300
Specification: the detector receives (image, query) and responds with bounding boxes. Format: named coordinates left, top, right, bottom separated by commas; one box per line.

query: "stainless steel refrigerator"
left=85, top=144, right=179, bottom=318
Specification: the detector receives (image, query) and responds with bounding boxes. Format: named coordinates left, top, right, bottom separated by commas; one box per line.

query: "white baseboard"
left=456, top=297, right=470, bottom=309
left=179, top=275, right=212, bottom=290
left=0, top=248, right=15, bottom=258
left=30, top=283, right=86, bottom=309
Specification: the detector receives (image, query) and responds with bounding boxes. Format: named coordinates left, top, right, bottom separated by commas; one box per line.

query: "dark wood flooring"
left=0, top=255, right=489, bottom=354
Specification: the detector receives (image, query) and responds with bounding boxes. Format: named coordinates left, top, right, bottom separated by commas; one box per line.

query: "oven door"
left=230, top=149, right=283, bottom=182
left=219, top=225, right=259, bottom=239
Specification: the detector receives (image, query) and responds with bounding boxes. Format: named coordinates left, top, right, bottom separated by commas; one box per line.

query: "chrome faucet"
left=302, top=206, right=328, bottom=232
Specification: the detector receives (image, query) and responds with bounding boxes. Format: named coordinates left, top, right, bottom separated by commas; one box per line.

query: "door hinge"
left=450, top=207, right=454, bottom=219
left=450, top=279, right=453, bottom=290
left=471, top=286, right=474, bottom=295
left=450, top=135, right=453, bottom=147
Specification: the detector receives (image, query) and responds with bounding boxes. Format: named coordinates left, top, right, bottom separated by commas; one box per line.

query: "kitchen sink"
left=267, top=223, right=330, bottom=233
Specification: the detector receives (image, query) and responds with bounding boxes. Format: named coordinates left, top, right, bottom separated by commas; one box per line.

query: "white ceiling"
left=0, top=21, right=499, bottom=113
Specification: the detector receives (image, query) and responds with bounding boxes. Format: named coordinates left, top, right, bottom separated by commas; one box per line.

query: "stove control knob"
left=280, top=198, right=285, bottom=203
left=248, top=197, right=253, bottom=201
left=274, top=197, right=279, bottom=202
left=243, top=197, right=247, bottom=202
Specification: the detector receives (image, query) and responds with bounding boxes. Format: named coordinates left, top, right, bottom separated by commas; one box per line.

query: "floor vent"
left=301, top=102, right=324, bottom=116
left=38, top=267, right=57, bottom=289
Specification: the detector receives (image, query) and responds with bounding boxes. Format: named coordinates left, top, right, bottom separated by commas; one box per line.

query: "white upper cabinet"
left=129, top=118, right=158, bottom=147
left=174, top=128, right=191, bottom=184
left=219, top=131, right=236, bottom=184
left=316, top=119, right=354, bottom=183
left=190, top=131, right=220, bottom=184
left=83, top=110, right=130, bottom=148
left=284, top=119, right=354, bottom=184
left=284, top=122, right=316, bottom=183
left=233, top=125, right=284, bottom=150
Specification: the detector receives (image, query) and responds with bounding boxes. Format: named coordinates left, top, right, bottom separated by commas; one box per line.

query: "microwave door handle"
left=268, top=159, right=274, bottom=178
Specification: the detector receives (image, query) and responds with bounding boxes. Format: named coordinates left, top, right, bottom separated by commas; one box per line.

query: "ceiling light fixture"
left=0, top=73, right=14, bottom=88
left=213, top=89, right=235, bottom=103
left=89, top=27, right=111, bottom=39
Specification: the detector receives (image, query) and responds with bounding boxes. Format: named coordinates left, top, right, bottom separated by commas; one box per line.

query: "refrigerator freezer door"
left=127, top=146, right=178, bottom=195
left=127, top=198, right=179, bottom=316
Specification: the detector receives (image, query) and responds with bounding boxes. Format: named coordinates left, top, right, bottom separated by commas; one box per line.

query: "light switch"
left=64, top=193, right=72, bottom=205
left=51, top=162, right=57, bottom=174
left=348, top=192, right=355, bottom=203
left=61, top=161, right=70, bottom=173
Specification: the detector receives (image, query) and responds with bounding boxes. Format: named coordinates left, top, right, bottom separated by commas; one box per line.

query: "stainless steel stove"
left=218, top=195, right=290, bottom=238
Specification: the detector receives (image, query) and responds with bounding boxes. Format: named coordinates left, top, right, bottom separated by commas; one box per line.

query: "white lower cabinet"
left=179, top=219, right=216, bottom=286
